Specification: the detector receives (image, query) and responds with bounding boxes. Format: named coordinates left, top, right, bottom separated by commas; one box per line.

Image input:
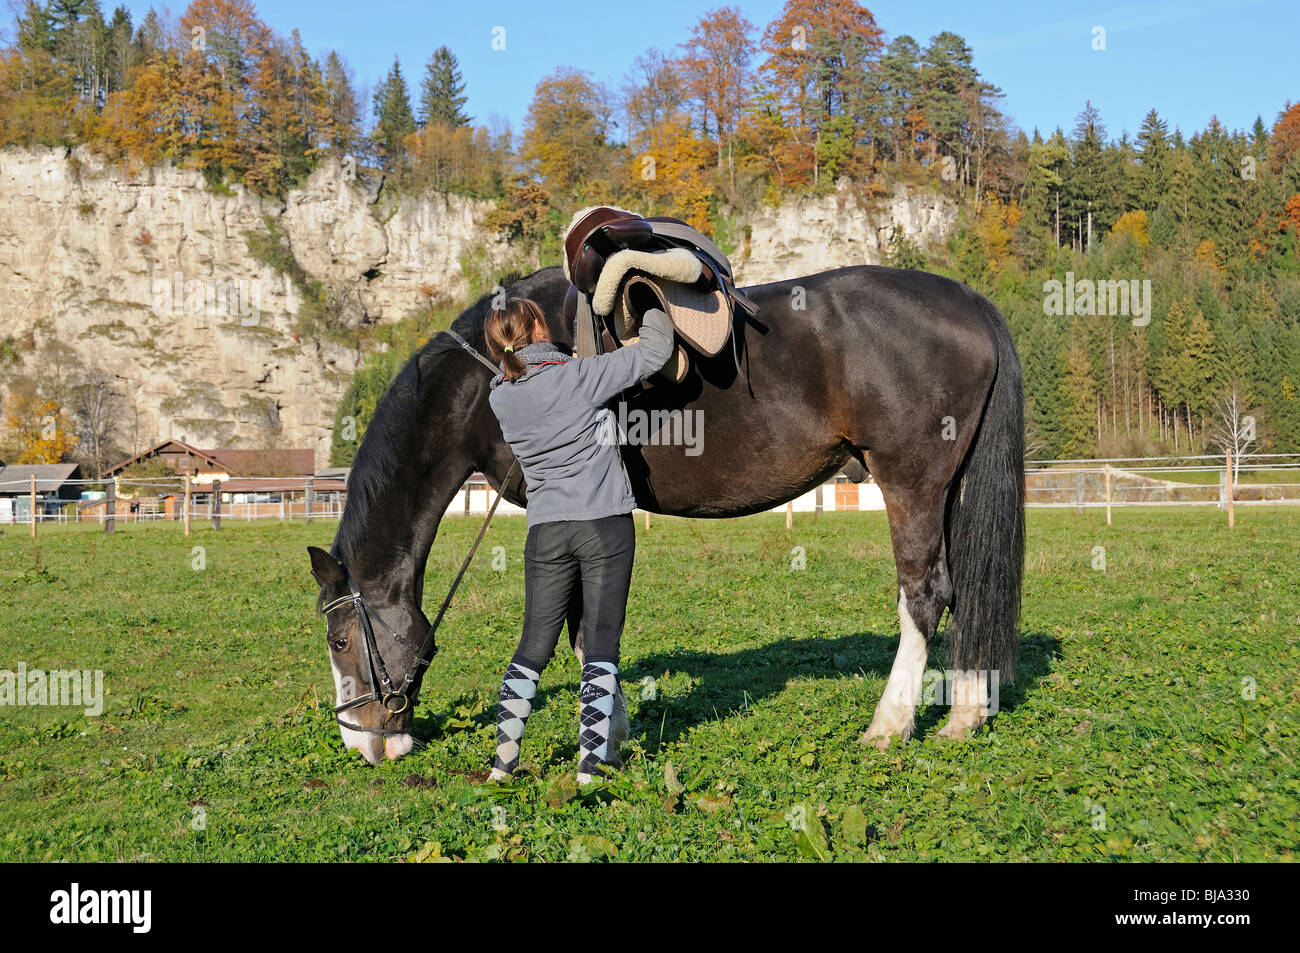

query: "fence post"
left=183, top=477, right=191, bottom=537
left=1226, top=450, right=1234, bottom=529
left=814, top=484, right=823, bottom=520
left=786, top=501, right=793, bottom=531
left=106, top=478, right=116, bottom=534
left=305, top=478, right=314, bottom=525
left=29, top=474, right=36, bottom=538
left=212, top=479, right=222, bottom=530
left=1104, top=464, right=1112, bottom=526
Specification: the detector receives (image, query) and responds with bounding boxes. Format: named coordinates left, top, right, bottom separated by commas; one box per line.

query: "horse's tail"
left=945, top=295, right=1025, bottom=682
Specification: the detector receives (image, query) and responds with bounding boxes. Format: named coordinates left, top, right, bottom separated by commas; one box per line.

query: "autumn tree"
left=521, top=67, right=616, bottom=208
left=622, top=49, right=686, bottom=144
left=677, top=6, right=755, bottom=191
left=758, top=0, right=883, bottom=186
left=2, top=383, right=79, bottom=464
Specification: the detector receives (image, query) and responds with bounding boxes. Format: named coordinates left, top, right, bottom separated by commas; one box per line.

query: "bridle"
left=319, top=331, right=519, bottom=739
left=322, top=568, right=436, bottom=736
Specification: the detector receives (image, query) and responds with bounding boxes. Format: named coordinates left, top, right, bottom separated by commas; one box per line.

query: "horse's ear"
left=307, top=546, right=345, bottom=589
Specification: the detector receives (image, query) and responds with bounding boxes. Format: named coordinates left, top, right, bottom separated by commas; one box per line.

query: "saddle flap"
left=619, top=275, right=732, bottom=358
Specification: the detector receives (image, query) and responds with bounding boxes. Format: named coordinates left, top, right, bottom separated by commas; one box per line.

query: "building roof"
left=0, top=463, right=82, bottom=494
left=103, top=440, right=314, bottom=478
left=102, top=439, right=227, bottom=477
left=198, top=448, right=315, bottom=477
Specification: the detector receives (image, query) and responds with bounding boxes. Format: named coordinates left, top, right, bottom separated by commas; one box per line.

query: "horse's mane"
left=331, top=267, right=566, bottom=563
left=331, top=289, right=495, bottom=563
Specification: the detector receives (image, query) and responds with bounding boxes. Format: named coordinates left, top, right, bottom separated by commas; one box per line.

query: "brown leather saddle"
left=561, top=206, right=758, bottom=377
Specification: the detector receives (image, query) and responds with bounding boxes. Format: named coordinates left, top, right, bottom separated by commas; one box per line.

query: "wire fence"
left=1022, top=453, right=1300, bottom=514
left=1, top=452, right=1297, bottom=536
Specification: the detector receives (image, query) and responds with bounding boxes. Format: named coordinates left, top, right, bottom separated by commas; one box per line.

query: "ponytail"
left=485, top=298, right=545, bottom=383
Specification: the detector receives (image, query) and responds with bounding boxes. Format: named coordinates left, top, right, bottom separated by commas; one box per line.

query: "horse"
left=307, top=263, right=1024, bottom=765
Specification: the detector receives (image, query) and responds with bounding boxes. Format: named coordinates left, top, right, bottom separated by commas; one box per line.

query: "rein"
left=322, top=328, right=520, bottom=737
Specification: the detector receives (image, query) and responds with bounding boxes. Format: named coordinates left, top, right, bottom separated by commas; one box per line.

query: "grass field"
left=1121, top=468, right=1300, bottom=486
left=2, top=507, right=1297, bottom=862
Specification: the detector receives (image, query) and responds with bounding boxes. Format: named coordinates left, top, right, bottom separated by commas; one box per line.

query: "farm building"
left=0, top=463, right=84, bottom=523
left=101, top=439, right=315, bottom=481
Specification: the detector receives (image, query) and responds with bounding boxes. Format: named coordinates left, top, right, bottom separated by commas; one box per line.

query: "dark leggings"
left=513, top=514, right=636, bottom=670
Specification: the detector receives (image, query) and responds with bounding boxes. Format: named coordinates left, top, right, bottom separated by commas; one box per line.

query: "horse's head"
left=308, top=546, right=431, bottom=765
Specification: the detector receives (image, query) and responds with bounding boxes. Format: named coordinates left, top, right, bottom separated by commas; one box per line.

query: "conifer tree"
left=418, top=46, right=469, bottom=128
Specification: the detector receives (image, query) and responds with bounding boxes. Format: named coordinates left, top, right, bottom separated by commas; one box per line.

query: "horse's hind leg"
left=861, top=482, right=952, bottom=750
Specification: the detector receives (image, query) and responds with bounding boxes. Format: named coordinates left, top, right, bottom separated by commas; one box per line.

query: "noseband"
left=321, top=569, right=437, bottom=736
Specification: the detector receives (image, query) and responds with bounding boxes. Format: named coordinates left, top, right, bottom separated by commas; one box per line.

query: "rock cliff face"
left=0, top=148, right=956, bottom=469
left=731, top=181, right=959, bottom=286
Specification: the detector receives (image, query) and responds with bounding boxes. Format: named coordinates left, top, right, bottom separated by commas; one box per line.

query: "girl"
left=484, top=297, right=674, bottom=782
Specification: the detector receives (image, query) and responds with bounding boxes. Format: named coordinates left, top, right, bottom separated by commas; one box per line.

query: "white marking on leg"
left=862, top=587, right=928, bottom=750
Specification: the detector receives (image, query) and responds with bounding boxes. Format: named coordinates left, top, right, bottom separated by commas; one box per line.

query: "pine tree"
left=1056, top=323, right=1097, bottom=457
left=132, top=8, right=162, bottom=60
left=418, top=46, right=469, bottom=128
left=372, top=57, right=416, bottom=171
left=322, top=51, right=361, bottom=157
left=876, top=34, right=919, bottom=165
left=15, top=0, right=55, bottom=54
left=918, top=31, right=978, bottom=184
left=1065, top=101, right=1120, bottom=252
left=1133, top=109, right=1170, bottom=212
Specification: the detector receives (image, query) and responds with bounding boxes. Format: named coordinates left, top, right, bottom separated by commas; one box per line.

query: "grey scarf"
left=490, top=341, right=573, bottom=389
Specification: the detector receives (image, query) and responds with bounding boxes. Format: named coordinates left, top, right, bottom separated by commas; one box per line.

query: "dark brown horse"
left=308, top=263, right=1024, bottom=765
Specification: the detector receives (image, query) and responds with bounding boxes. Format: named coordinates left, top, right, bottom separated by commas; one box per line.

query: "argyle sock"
left=492, top=658, right=541, bottom=777
left=577, top=660, right=620, bottom=779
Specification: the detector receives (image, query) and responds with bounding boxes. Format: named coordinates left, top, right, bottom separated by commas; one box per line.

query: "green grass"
left=1138, top=468, right=1300, bottom=485
left=1, top=508, right=1297, bottom=862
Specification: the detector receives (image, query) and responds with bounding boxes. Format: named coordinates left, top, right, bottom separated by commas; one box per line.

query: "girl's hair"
left=484, top=298, right=545, bottom=383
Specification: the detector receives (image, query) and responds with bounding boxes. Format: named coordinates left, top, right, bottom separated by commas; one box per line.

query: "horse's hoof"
left=859, top=730, right=896, bottom=751
left=936, top=720, right=973, bottom=741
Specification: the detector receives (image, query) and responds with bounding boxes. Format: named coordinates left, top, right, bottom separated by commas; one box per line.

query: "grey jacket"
left=488, top=308, right=675, bottom=526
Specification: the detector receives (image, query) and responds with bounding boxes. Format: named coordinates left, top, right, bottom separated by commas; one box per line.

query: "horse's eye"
left=331, top=638, right=347, bottom=652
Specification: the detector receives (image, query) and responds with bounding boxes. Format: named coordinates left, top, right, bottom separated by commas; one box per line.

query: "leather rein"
left=320, top=329, right=518, bottom=737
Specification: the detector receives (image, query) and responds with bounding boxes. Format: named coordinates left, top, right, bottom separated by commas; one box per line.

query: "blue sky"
left=108, top=0, right=1295, bottom=141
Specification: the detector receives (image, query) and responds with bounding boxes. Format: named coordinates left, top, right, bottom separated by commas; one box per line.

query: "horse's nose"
left=385, top=734, right=414, bottom=760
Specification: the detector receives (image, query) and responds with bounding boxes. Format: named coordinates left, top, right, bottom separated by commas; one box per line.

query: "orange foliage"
left=1194, top=238, right=1223, bottom=271
left=677, top=6, right=756, bottom=151
left=973, top=194, right=1022, bottom=271
left=3, top=392, right=79, bottom=464
left=759, top=0, right=883, bottom=136
left=1110, top=209, right=1151, bottom=250
left=1270, top=102, right=1300, bottom=172
left=625, top=119, right=715, bottom=231
left=1279, top=193, right=1300, bottom=235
